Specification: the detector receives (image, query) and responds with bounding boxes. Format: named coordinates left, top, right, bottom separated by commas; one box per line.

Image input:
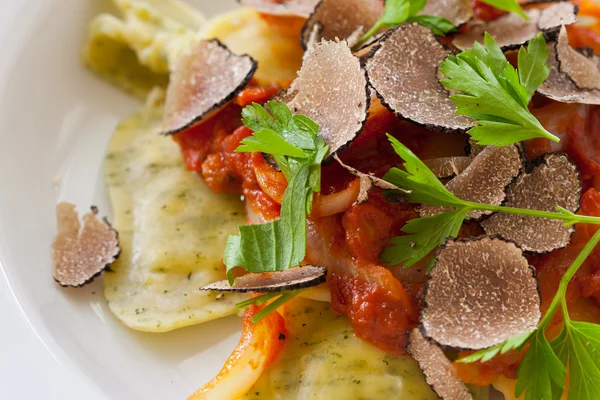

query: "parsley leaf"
left=515, top=329, right=566, bottom=400
left=458, top=331, right=532, bottom=363
left=440, top=32, right=559, bottom=146
left=479, top=0, right=527, bottom=20
left=383, top=135, right=465, bottom=207
left=568, top=322, right=600, bottom=399
left=380, top=208, right=469, bottom=268
left=405, top=15, right=457, bottom=36
left=518, top=33, right=552, bottom=101
left=358, top=0, right=455, bottom=46
left=224, top=102, right=329, bottom=283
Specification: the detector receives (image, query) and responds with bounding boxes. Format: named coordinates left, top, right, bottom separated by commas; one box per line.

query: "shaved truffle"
left=407, top=329, right=473, bottom=400
left=52, top=203, right=120, bottom=287
left=285, top=40, right=369, bottom=155
left=334, top=155, right=404, bottom=203
left=424, top=156, right=472, bottom=179
left=419, top=0, right=473, bottom=27
left=367, top=23, right=474, bottom=132
left=422, top=237, right=541, bottom=350
left=538, top=42, right=600, bottom=104
left=353, top=33, right=384, bottom=59
left=556, top=26, right=600, bottom=90
left=301, top=0, right=384, bottom=49
left=163, top=39, right=257, bottom=135
left=202, top=266, right=327, bottom=292
left=453, top=2, right=577, bottom=50
left=239, top=0, right=319, bottom=18
left=482, top=153, right=581, bottom=252
left=421, top=145, right=523, bottom=219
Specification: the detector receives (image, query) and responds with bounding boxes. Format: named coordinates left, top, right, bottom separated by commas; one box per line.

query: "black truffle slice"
left=481, top=153, right=581, bottom=253
left=424, top=156, right=473, bottom=179
left=538, top=42, right=600, bottom=104
left=163, top=39, right=257, bottom=135
left=420, top=145, right=523, bottom=220
left=422, top=237, right=541, bottom=350
left=366, top=23, right=474, bottom=132
left=202, top=266, right=327, bottom=292
left=334, top=155, right=405, bottom=203
left=300, top=0, right=384, bottom=49
left=419, top=0, right=473, bottom=27
left=407, top=329, right=474, bottom=400
left=452, top=2, right=577, bottom=51
left=52, top=203, right=120, bottom=288
left=285, top=40, right=369, bottom=155
left=239, top=0, right=319, bottom=18
left=556, top=26, right=600, bottom=90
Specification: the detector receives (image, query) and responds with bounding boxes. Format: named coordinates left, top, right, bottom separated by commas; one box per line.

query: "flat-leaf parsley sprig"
left=223, top=101, right=329, bottom=284
left=440, top=32, right=557, bottom=147
left=380, top=135, right=600, bottom=268
left=358, top=0, right=456, bottom=47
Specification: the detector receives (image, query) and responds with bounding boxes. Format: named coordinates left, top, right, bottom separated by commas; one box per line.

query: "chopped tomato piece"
left=235, top=83, right=283, bottom=107
left=470, top=0, right=506, bottom=22
left=329, top=262, right=419, bottom=355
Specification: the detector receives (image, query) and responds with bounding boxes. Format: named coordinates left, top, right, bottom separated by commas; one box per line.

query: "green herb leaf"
left=479, top=0, right=528, bottom=20
left=514, top=329, right=566, bottom=400
left=237, top=128, right=307, bottom=157
left=440, top=33, right=558, bottom=146
left=518, top=33, right=551, bottom=101
left=557, top=322, right=600, bottom=400
left=458, top=331, right=532, bottom=363
left=383, top=134, right=466, bottom=207
left=380, top=208, right=470, bottom=268
left=406, top=15, right=457, bottom=36
left=358, top=0, right=455, bottom=46
left=225, top=102, right=329, bottom=283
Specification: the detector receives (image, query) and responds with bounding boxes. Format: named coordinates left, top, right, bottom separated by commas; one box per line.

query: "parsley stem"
left=235, top=292, right=280, bottom=309
left=464, top=202, right=600, bottom=226
left=250, top=290, right=300, bottom=324
left=539, top=229, right=600, bottom=329
left=357, top=22, right=384, bottom=49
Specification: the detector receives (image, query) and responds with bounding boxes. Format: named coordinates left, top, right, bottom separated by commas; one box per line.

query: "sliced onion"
left=188, top=305, right=286, bottom=400
left=312, top=179, right=361, bottom=217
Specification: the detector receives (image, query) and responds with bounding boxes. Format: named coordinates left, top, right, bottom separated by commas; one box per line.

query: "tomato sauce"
left=172, top=6, right=600, bottom=379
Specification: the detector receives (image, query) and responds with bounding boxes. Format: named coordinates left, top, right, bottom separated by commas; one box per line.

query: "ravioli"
left=103, top=89, right=247, bottom=332
left=242, top=298, right=438, bottom=400
left=82, top=0, right=205, bottom=98
left=200, top=8, right=305, bottom=84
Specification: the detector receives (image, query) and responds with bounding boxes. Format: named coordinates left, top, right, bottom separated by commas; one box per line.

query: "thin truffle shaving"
left=407, top=329, right=473, bottom=400
left=481, top=153, right=581, bottom=253
left=538, top=42, right=600, bottom=104
left=334, top=155, right=403, bottom=203
left=286, top=40, right=369, bottom=155
left=52, top=203, right=120, bottom=287
left=556, top=25, right=600, bottom=90
left=367, top=23, right=474, bottom=132
left=163, top=39, right=257, bottom=135
left=300, top=0, right=384, bottom=49
left=419, top=0, right=473, bottom=27
left=239, top=0, right=319, bottom=18
left=424, top=156, right=472, bottom=179
left=203, top=266, right=327, bottom=292
left=420, top=145, right=522, bottom=219
left=452, top=2, right=577, bottom=50
left=422, top=237, right=541, bottom=350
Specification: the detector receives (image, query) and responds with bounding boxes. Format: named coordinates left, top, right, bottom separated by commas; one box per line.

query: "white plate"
left=0, top=1, right=243, bottom=399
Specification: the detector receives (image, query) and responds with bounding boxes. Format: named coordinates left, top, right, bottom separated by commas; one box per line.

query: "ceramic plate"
left=0, top=1, right=242, bottom=399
